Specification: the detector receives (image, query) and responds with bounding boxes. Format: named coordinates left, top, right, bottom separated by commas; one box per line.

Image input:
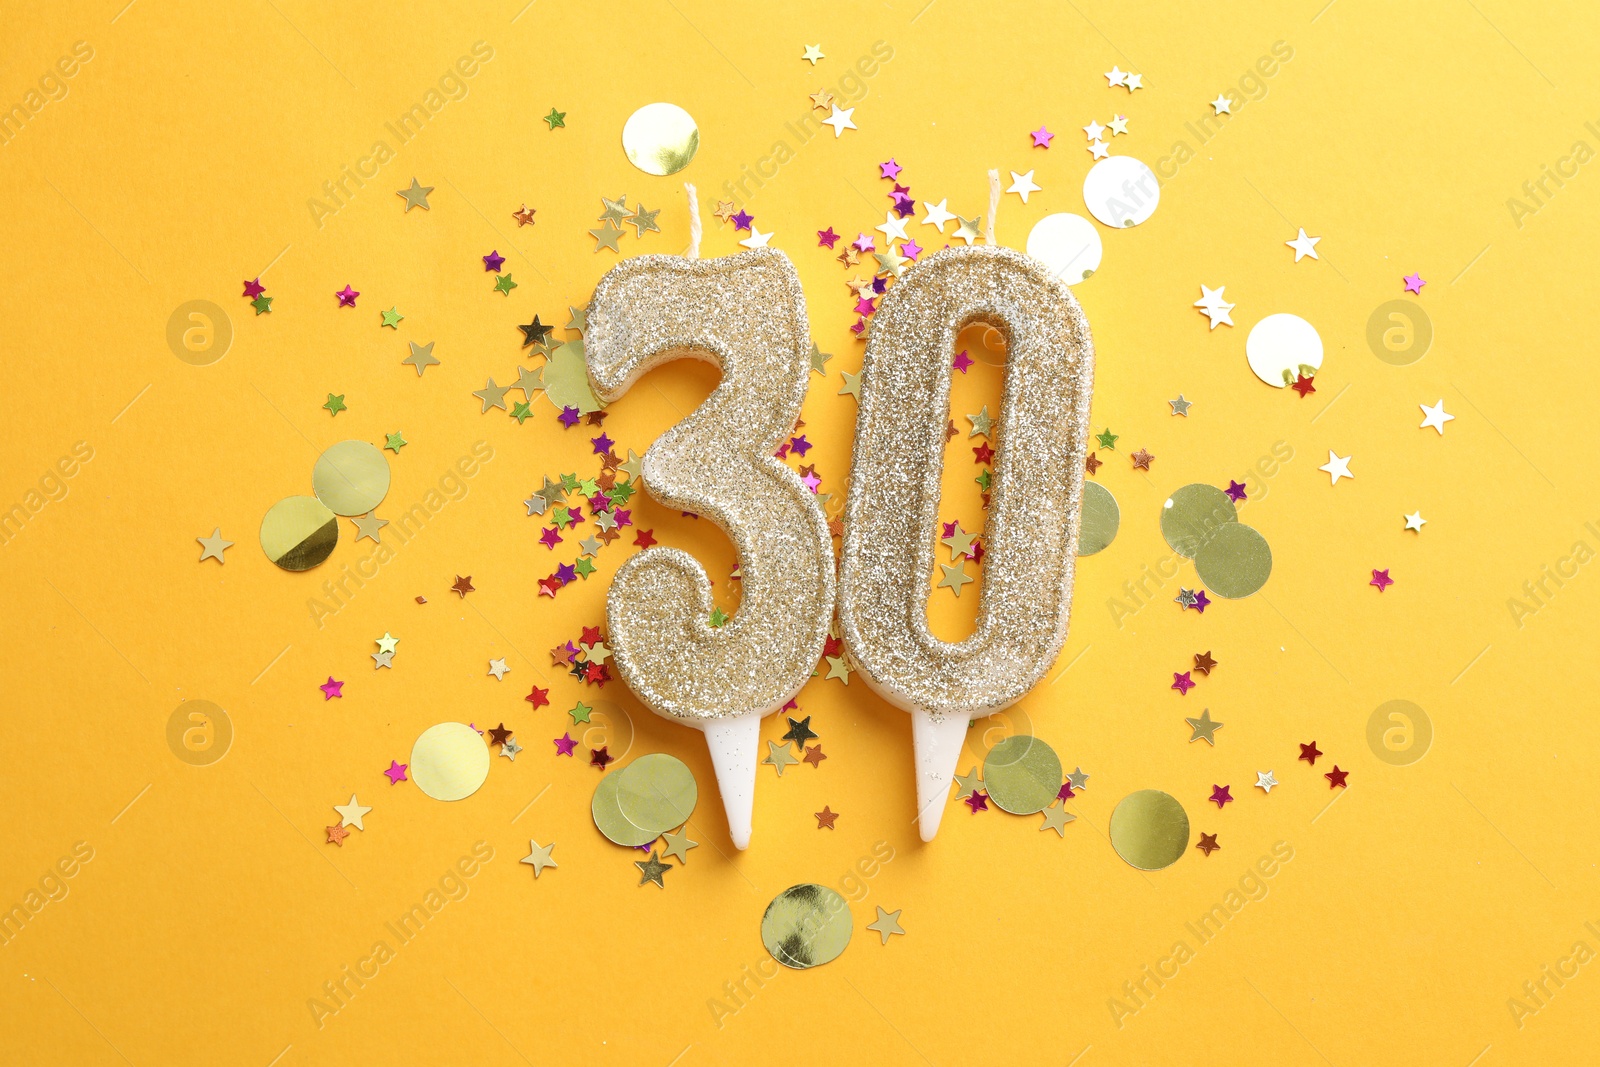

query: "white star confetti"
left=1420, top=399, right=1455, bottom=434
left=921, top=199, right=956, bottom=231
left=1319, top=450, right=1354, bottom=485
left=1286, top=228, right=1321, bottom=262
left=1006, top=170, right=1041, bottom=203
left=822, top=105, right=856, bottom=137
left=1194, top=285, right=1235, bottom=329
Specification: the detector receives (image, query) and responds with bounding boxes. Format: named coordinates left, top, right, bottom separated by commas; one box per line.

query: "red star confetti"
left=1291, top=374, right=1316, bottom=397
left=451, top=575, right=475, bottom=598
left=1299, top=741, right=1323, bottom=765
left=1325, top=766, right=1349, bottom=789
left=1195, top=832, right=1220, bottom=856
left=590, top=746, right=614, bottom=770
left=525, top=686, right=550, bottom=709
left=1209, top=784, right=1233, bottom=808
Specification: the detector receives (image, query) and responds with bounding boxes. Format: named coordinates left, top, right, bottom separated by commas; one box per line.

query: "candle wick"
left=985, top=169, right=999, bottom=247
left=684, top=182, right=702, bottom=260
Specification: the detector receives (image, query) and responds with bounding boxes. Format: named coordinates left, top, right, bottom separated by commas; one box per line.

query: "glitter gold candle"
left=838, top=244, right=1095, bottom=841
left=585, top=246, right=835, bottom=850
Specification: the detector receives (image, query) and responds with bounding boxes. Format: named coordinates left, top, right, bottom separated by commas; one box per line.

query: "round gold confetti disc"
left=982, top=735, right=1063, bottom=815
left=260, top=495, right=338, bottom=571
left=622, top=102, right=700, bottom=176
left=1246, top=313, right=1323, bottom=387
left=1078, top=481, right=1119, bottom=556
left=1109, top=789, right=1190, bottom=871
left=1193, top=521, right=1273, bottom=599
left=409, top=722, right=491, bottom=802
left=761, top=884, right=853, bottom=969
left=312, top=439, right=391, bottom=517
left=591, top=770, right=659, bottom=847
left=1025, top=212, right=1102, bottom=285
left=1160, top=484, right=1237, bottom=558
left=615, top=753, right=697, bottom=834
left=542, top=339, right=604, bottom=414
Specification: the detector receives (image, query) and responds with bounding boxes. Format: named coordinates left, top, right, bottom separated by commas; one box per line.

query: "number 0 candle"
left=838, top=244, right=1095, bottom=841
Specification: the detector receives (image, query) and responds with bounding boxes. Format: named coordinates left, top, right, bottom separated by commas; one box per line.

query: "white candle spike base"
left=699, top=712, right=762, bottom=850
left=911, top=710, right=973, bottom=842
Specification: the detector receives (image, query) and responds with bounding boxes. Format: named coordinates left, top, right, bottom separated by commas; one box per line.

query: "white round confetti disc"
left=1082, top=156, right=1161, bottom=228
left=1025, top=213, right=1102, bottom=285
left=621, top=102, right=700, bottom=176
left=1246, top=313, right=1323, bottom=388
left=410, top=723, right=491, bottom=802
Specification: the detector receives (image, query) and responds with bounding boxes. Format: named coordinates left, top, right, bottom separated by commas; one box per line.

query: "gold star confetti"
left=589, top=221, right=624, bottom=253
left=635, top=850, right=670, bottom=888
left=520, top=840, right=558, bottom=877
left=952, top=767, right=984, bottom=798
left=1186, top=709, right=1224, bottom=745
left=937, top=561, right=975, bottom=596
left=1039, top=804, right=1076, bottom=835
left=196, top=528, right=232, bottom=563
left=661, top=829, right=698, bottom=863
left=763, top=740, right=800, bottom=776
left=866, top=906, right=906, bottom=944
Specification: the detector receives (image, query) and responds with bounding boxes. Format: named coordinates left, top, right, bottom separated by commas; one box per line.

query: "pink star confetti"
left=1172, top=671, right=1195, bottom=695
left=1057, top=782, right=1075, bottom=800
left=1370, top=568, right=1394, bottom=592
left=901, top=238, right=923, bottom=260
left=964, top=791, right=989, bottom=813
left=853, top=233, right=876, bottom=253
left=1030, top=126, right=1054, bottom=148
left=952, top=350, right=974, bottom=374
left=384, top=760, right=409, bottom=784
left=1209, top=784, right=1233, bottom=808
left=879, top=158, right=902, bottom=179
left=553, top=733, right=577, bottom=756
left=320, top=676, right=344, bottom=700
left=539, top=527, right=563, bottom=549
left=242, top=278, right=265, bottom=299
left=817, top=227, right=839, bottom=248
left=1403, top=273, right=1426, bottom=294
left=335, top=285, right=359, bottom=307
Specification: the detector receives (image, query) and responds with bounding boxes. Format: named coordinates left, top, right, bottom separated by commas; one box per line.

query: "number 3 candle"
left=584, top=243, right=835, bottom=850
left=838, top=244, right=1095, bottom=841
